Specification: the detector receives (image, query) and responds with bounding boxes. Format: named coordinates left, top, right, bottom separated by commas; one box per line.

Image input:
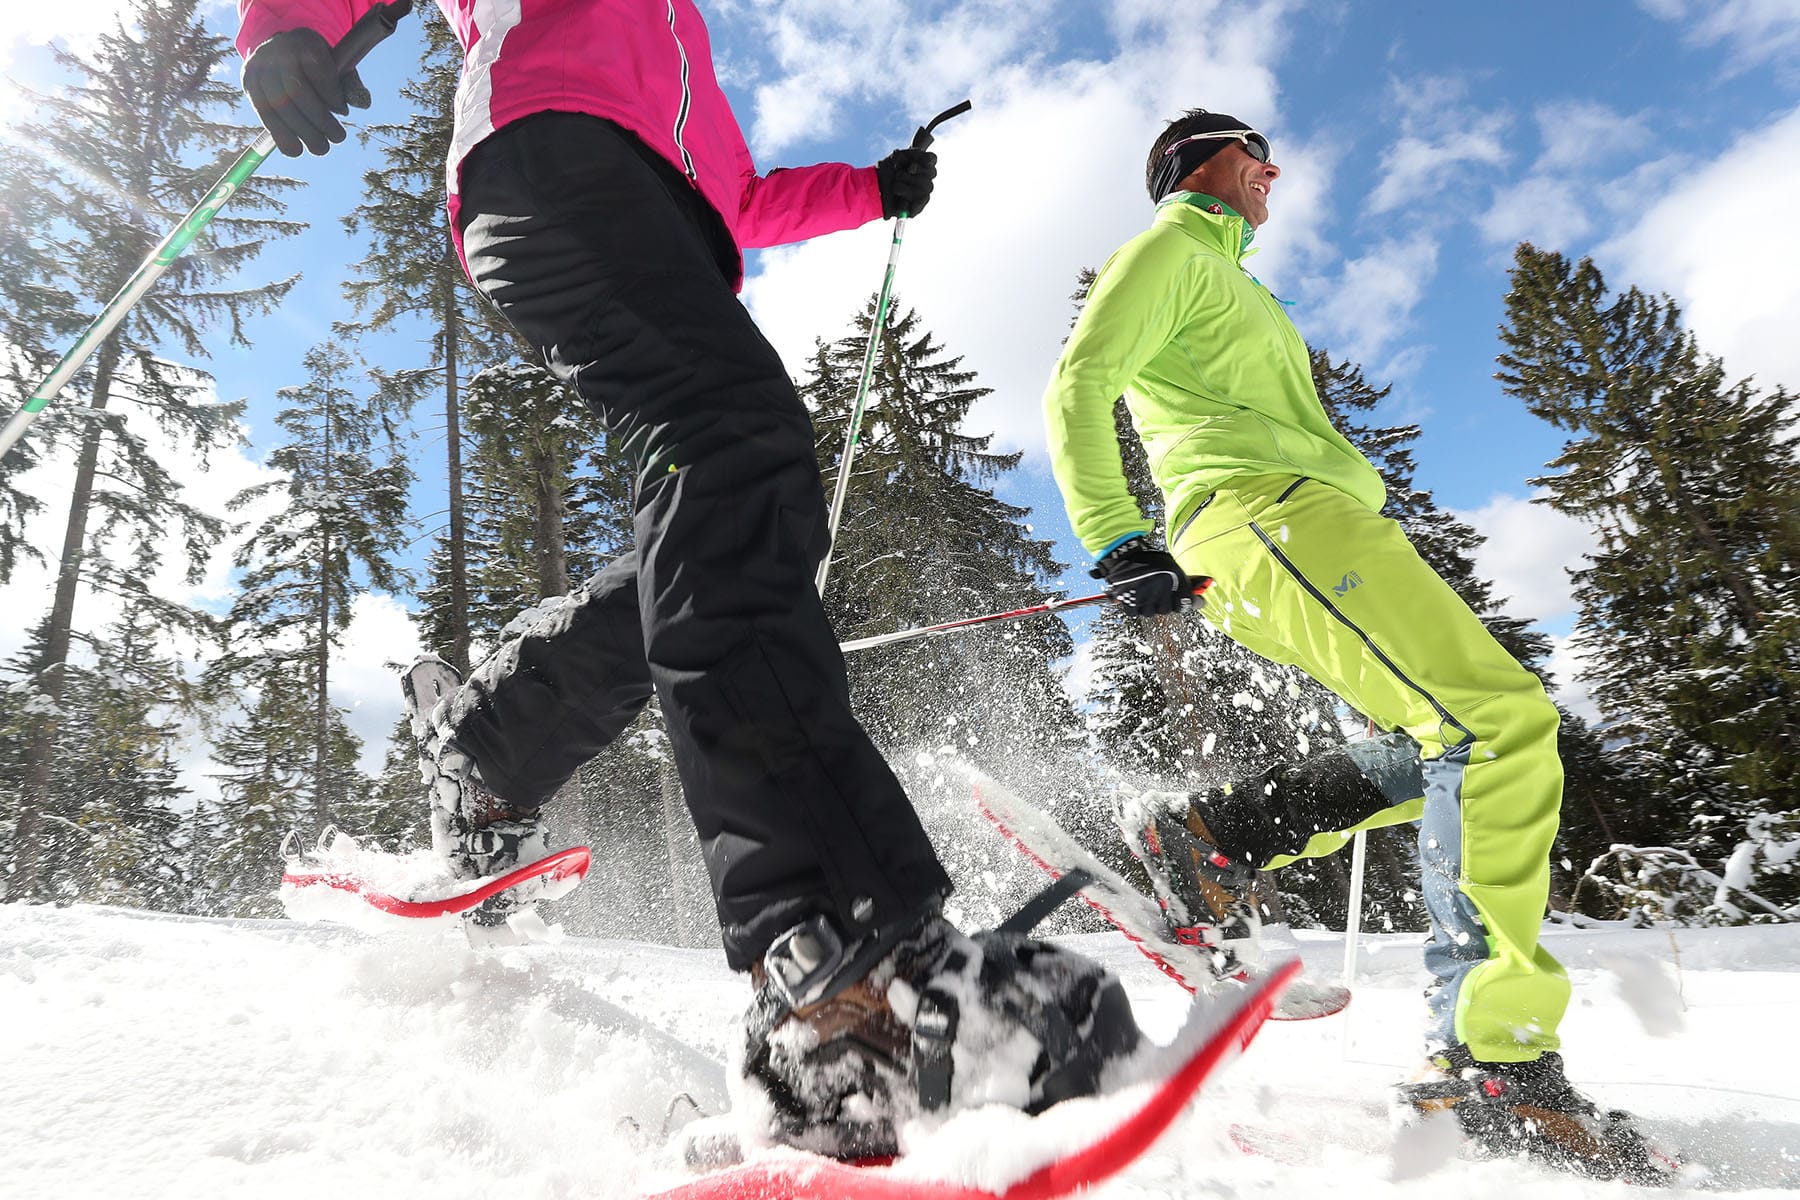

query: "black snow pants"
left=451, top=112, right=951, bottom=969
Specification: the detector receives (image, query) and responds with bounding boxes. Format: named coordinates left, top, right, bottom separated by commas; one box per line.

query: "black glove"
left=1092, top=536, right=1198, bottom=617
left=876, top=147, right=938, bottom=218
left=242, top=28, right=372, bottom=157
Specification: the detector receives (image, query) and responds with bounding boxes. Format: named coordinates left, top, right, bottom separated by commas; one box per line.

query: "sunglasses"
left=1163, top=129, right=1272, bottom=164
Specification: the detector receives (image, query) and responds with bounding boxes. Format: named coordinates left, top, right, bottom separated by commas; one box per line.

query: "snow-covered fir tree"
left=801, top=296, right=1096, bottom=922
left=202, top=680, right=329, bottom=917
left=214, top=339, right=411, bottom=833
left=0, top=0, right=300, bottom=901
left=341, top=4, right=516, bottom=674
left=0, top=593, right=195, bottom=907
left=1498, top=244, right=1800, bottom=915
left=805, top=297, right=1079, bottom=769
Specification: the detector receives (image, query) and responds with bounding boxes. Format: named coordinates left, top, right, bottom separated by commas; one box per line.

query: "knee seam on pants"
left=1247, top=520, right=1475, bottom=743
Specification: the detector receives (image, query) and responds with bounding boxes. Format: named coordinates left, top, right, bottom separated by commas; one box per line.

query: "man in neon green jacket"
left=1043, top=108, right=1662, bottom=1179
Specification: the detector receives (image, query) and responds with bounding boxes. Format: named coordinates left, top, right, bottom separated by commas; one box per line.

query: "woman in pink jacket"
left=239, top=0, right=1138, bottom=1155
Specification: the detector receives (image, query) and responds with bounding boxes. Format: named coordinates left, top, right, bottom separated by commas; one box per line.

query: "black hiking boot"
left=1398, top=1044, right=1678, bottom=1184
left=737, top=908, right=1143, bottom=1159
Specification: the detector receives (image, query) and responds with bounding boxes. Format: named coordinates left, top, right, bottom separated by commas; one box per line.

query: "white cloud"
left=1532, top=100, right=1652, bottom=172
left=1640, top=0, right=1800, bottom=74
left=1475, top=102, right=1659, bottom=256
left=1365, top=75, right=1511, bottom=217
left=1454, top=491, right=1597, bottom=627
left=1301, top=233, right=1439, bottom=371
left=1599, top=104, right=1800, bottom=395
left=736, top=0, right=1062, bottom=154
left=332, top=592, right=421, bottom=773
left=1475, top=175, right=1594, bottom=255
left=742, top=0, right=1307, bottom=460
left=1058, top=634, right=1100, bottom=709
left=1546, top=631, right=1599, bottom=724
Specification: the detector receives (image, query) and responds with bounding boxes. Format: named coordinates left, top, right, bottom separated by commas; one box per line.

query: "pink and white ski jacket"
left=235, top=0, right=885, bottom=286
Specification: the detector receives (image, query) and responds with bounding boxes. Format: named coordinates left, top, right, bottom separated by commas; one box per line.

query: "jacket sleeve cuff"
left=236, top=0, right=361, bottom=60
left=1094, top=532, right=1146, bottom=561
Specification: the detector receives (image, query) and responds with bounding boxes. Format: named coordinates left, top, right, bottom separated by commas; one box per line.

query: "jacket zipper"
left=665, top=1, right=697, bottom=180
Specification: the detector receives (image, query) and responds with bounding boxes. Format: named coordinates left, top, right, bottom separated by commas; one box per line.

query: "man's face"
left=1180, top=144, right=1281, bottom=228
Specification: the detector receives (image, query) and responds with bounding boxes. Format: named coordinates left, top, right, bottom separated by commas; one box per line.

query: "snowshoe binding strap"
left=997, top=867, right=1095, bottom=935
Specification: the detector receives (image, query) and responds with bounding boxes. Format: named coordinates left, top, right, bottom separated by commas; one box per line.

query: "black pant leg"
left=456, top=113, right=950, bottom=968
left=1208, top=730, right=1426, bottom=866
left=447, top=553, right=655, bottom=809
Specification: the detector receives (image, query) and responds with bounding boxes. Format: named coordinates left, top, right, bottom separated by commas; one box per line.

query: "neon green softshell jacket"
left=1044, top=193, right=1386, bottom=556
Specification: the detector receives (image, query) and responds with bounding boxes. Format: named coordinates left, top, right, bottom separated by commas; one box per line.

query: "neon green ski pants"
left=1171, top=473, right=1569, bottom=1061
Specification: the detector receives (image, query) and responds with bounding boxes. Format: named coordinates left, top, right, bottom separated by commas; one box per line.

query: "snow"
left=4, top=905, right=1800, bottom=1197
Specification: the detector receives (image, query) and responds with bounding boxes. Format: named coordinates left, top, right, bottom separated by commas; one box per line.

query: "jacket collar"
left=1154, top=191, right=1256, bottom=260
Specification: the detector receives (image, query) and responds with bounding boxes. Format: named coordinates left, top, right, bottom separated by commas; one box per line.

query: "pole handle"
left=910, top=98, right=972, bottom=150
left=332, top=0, right=414, bottom=71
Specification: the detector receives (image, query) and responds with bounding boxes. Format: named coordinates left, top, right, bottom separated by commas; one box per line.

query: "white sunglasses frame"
left=1162, top=129, right=1272, bottom=164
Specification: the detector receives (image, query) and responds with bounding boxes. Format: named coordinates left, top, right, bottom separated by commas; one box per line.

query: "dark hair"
left=1146, top=108, right=1254, bottom=202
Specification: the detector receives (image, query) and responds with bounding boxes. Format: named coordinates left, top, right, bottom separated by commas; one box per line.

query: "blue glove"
left=1092, top=536, right=1197, bottom=617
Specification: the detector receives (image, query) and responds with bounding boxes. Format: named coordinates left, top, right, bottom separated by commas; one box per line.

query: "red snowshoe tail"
left=963, top=766, right=1348, bottom=1020
left=282, top=845, right=591, bottom=920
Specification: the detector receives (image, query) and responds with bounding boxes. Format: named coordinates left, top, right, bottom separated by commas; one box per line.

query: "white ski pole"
left=1342, top=827, right=1368, bottom=987
left=1340, top=826, right=1368, bottom=1057
left=815, top=99, right=971, bottom=596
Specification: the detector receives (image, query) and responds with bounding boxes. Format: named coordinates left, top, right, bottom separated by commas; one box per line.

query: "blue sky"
left=3, top=0, right=1799, bottom=776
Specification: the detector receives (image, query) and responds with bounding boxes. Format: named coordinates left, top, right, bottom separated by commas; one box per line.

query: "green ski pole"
left=815, top=99, right=971, bottom=596
left=0, top=0, right=414, bottom=467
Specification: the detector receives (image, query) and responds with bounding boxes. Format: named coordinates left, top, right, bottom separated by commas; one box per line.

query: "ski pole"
left=0, top=0, right=415, bottom=467
left=814, top=98, right=972, bottom=596
left=839, top=577, right=1212, bottom=655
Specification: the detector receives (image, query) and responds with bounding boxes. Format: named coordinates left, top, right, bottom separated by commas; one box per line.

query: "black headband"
left=1150, top=138, right=1234, bottom=203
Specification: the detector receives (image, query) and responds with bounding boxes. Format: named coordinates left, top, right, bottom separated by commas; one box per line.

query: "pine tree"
left=204, top=681, right=319, bottom=917
left=363, top=716, right=431, bottom=849
left=342, top=6, right=516, bottom=674
left=0, top=139, right=64, bottom=583
left=216, top=339, right=411, bottom=831
left=801, top=296, right=1094, bottom=920
left=62, top=596, right=195, bottom=909
left=456, top=361, right=624, bottom=639
left=807, top=297, right=1078, bottom=772
left=0, top=594, right=194, bottom=906
left=1497, top=244, right=1800, bottom=911
left=0, top=0, right=301, bottom=901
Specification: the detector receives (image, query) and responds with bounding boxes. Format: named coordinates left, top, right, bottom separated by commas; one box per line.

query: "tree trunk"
left=533, top=433, right=569, bottom=598
left=444, top=285, right=471, bottom=674
left=14, top=336, right=123, bottom=901
left=314, top=386, right=335, bottom=829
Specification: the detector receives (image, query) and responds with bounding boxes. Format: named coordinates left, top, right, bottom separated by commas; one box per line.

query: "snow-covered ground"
left=5, top=902, right=1798, bottom=1198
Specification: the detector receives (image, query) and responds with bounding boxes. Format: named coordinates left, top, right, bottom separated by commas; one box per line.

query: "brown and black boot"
left=736, top=907, right=1143, bottom=1160
left=1398, top=1044, right=1678, bottom=1184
